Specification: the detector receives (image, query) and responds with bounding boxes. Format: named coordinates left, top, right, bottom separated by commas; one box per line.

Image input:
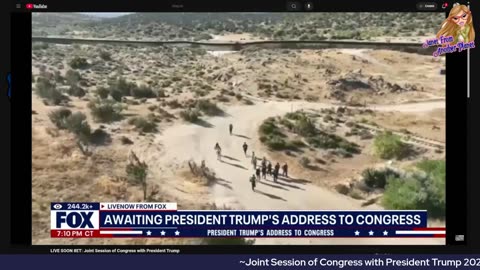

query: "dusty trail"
left=141, top=100, right=445, bottom=245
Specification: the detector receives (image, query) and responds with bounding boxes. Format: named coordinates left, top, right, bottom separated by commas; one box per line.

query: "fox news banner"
left=50, top=202, right=445, bottom=238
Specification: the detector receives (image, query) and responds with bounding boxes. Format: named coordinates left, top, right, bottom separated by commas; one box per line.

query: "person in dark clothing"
left=282, top=163, right=288, bottom=177
left=243, top=142, right=248, bottom=156
left=274, top=162, right=280, bottom=174
left=261, top=157, right=267, bottom=168
left=250, top=174, right=256, bottom=191
left=267, top=162, right=272, bottom=176
left=261, top=164, right=267, bottom=179
left=229, top=124, right=233, bottom=135
left=273, top=168, right=279, bottom=182
left=255, top=168, right=261, bottom=181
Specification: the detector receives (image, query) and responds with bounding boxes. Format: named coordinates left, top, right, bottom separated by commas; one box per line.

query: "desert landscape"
left=32, top=13, right=445, bottom=245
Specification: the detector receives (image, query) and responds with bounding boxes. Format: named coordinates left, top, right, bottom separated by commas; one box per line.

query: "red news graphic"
left=26, top=3, right=33, bottom=9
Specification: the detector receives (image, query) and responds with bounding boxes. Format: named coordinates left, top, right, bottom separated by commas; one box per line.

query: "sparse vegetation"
left=180, top=109, right=201, bottom=123
left=126, top=151, right=149, bottom=200
left=362, top=167, right=400, bottom=189
left=374, top=131, right=411, bottom=160
left=128, top=116, right=157, bottom=133
left=196, top=100, right=223, bottom=116
left=382, top=160, right=445, bottom=218
left=48, top=108, right=91, bottom=142
left=35, top=77, right=68, bottom=105
left=96, top=87, right=110, bottom=99
left=69, top=57, right=89, bottom=69
left=67, top=85, right=86, bottom=98
left=88, top=99, right=124, bottom=123
left=99, top=51, right=111, bottom=61
left=65, top=70, right=82, bottom=86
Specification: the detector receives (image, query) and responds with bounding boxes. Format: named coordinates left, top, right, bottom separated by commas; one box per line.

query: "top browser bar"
left=14, top=0, right=448, bottom=12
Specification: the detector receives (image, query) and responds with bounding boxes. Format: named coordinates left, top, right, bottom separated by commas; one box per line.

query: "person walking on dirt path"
left=256, top=168, right=261, bottom=181
left=250, top=174, right=256, bottom=191
left=267, top=162, right=272, bottom=176
left=243, top=142, right=248, bottom=156
left=252, top=156, right=257, bottom=169
left=261, top=157, right=267, bottom=168
left=261, top=164, right=267, bottom=179
left=282, top=163, right=289, bottom=178
left=214, top=143, right=222, bottom=160
left=273, top=167, right=279, bottom=182
left=229, top=124, right=233, bottom=135
left=273, top=162, right=281, bottom=182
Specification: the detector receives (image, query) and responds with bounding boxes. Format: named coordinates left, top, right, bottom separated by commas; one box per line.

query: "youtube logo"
left=26, top=3, right=33, bottom=9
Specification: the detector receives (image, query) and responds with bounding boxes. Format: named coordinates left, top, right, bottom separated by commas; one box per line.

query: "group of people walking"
left=214, top=124, right=289, bottom=192
left=250, top=153, right=288, bottom=191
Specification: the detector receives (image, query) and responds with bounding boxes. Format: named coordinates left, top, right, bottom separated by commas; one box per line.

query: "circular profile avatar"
left=436, top=3, right=475, bottom=45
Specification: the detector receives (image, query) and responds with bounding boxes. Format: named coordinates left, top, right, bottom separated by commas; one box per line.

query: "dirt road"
left=141, top=100, right=445, bottom=245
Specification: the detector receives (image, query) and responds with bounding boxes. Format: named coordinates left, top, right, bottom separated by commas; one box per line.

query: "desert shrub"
left=131, top=85, right=156, bottom=99
left=148, top=105, right=158, bottom=112
left=109, top=89, right=123, bottom=102
left=49, top=109, right=91, bottom=142
left=109, top=77, right=137, bottom=97
left=65, top=70, right=82, bottom=86
left=289, top=139, right=306, bottom=149
left=64, top=112, right=92, bottom=142
left=285, top=111, right=305, bottom=121
left=259, top=118, right=283, bottom=137
left=180, top=109, right=201, bottom=123
left=67, top=85, right=86, bottom=97
left=54, top=71, right=64, bottom=83
left=362, top=168, right=400, bottom=189
left=126, top=151, right=149, bottom=200
left=382, top=164, right=445, bottom=219
left=88, top=99, right=123, bottom=123
left=156, top=89, right=167, bottom=98
left=128, top=116, right=157, bottom=133
left=374, top=131, right=411, bottom=160
left=265, top=136, right=288, bottom=150
left=307, top=132, right=360, bottom=154
left=99, top=51, right=111, bottom=61
left=196, top=100, right=223, bottom=116
left=235, top=93, right=243, bottom=100
left=243, top=99, right=254, bottom=105
left=166, top=99, right=182, bottom=109
left=294, top=115, right=316, bottom=137
left=279, top=118, right=295, bottom=130
left=48, top=108, right=72, bottom=129
left=35, top=78, right=67, bottom=105
left=299, top=157, right=311, bottom=168
left=96, top=87, right=109, bottom=99
left=69, top=57, right=89, bottom=69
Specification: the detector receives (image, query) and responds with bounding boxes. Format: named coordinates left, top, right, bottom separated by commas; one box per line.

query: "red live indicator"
left=26, top=3, right=33, bottom=9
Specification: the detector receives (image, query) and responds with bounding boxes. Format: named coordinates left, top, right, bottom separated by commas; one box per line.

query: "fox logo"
left=54, top=211, right=98, bottom=229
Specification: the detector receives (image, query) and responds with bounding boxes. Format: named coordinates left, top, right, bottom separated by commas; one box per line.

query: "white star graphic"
left=383, top=230, right=388, bottom=236
left=175, top=230, right=180, bottom=236
left=354, top=230, right=360, bottom=236
left=160, top=231, right=166, bottom=236
left=369, top=230, right=374, bottom=236
left=146, top=230, right=152, bottom=236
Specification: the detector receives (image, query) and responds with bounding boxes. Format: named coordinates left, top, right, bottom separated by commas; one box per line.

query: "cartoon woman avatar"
left=436, top=3, right=475, bottom=45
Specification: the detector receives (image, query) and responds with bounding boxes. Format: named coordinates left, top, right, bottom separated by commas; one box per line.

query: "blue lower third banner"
left=50, top=202, right=441, bottom=238
left=3, top=255, right=480, bottom=269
